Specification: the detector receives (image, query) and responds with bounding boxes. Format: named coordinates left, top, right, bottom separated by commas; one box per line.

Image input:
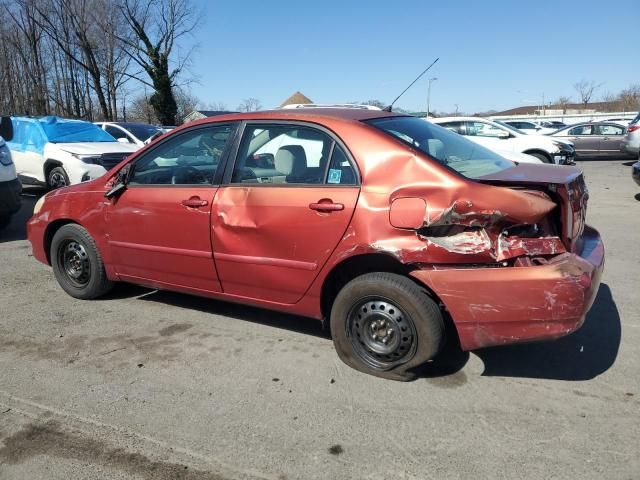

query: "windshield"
left=40, top=117, right=116, bottom=143
left=367, top=117, right=514, bottom=178
left=125, top=124, right=162, bottom=141
left=495, top=120, right=525, bottom=135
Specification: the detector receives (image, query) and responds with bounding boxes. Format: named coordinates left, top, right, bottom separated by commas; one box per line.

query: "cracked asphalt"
left=0, top=159, right=638, bottom=479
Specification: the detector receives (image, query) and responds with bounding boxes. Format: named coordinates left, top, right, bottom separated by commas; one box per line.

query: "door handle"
left=182, top=197, right=208, bottom=208
left=309, top=200, right=344, bottom=212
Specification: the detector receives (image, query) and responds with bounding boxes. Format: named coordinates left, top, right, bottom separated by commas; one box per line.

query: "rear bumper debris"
left=410, top=225, right=604, bottom=350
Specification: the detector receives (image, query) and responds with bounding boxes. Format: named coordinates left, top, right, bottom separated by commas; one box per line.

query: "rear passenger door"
left=595, top=123, right=625, bottom=156
left=212, top=122, right=360, bottom=303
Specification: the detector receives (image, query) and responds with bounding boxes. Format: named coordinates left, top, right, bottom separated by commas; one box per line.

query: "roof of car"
left=100, top=122, right=159, bottom=128
left=188, top=108, right=402, bottom=126
left=430, top=116, right=487, bottom=122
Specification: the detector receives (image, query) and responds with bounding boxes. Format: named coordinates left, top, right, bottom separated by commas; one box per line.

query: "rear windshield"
left=40, top=118, right=116, bottom=143
left=366, top=116, right=514, bottom=179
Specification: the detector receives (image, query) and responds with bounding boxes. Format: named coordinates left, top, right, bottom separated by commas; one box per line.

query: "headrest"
left=275, top=145, right=307, bottom=175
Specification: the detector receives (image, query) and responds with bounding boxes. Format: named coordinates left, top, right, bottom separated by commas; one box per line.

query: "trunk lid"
left=479, top=164, right=588, bottom=252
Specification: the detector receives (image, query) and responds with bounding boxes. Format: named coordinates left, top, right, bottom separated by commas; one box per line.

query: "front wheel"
left=50, top=224, right=114, bottom=299
left=529, top=152, right=551, bottom=164
left=330, top=272, right=444, bottom=381
left=47, top=166, right=70, bottom=189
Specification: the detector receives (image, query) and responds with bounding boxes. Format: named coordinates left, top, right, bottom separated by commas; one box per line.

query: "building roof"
left=280, top=91, right=313, bottom=107
left=491, top=101, right=621, bottom=116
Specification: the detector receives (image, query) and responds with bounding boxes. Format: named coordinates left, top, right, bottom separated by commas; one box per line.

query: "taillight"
left=628, top=125, right=640, bottom=133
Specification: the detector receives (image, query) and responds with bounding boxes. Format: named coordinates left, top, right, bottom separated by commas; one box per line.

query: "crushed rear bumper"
left=410, top=225, right=604, bottom=350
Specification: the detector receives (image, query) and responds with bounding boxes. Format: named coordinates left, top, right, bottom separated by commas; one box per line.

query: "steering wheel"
left=173, top=165, right=209, bottom=184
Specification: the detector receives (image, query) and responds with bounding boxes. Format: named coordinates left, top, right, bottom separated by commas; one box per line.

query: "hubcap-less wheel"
left=59, top=240, right=91, bottom=286
left=347, top=298, right=417, bottom=370
left=49, top=170, right=68, bottom=188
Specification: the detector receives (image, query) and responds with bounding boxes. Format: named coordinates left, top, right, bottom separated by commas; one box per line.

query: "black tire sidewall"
left=330, top=273, right=444, bottom=381
left=531, top=152, right=551, bottom=164
left=50, top=224, right=112, bottom=299
left=48, top=166, right=70, bottom=189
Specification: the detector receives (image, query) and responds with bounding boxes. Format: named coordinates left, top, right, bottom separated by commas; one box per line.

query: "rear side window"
left=231, top=124, right=357, bottom=185
left=465, top=121, right=506, bottom=138
left=439, top=121, right=465, bottom=134
left=129, top=125, right=233, bottom=185
left=595, top=124, right=624, bottom=135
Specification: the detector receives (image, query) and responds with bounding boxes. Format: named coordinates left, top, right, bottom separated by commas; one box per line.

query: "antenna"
left=384, top=57, right=439, bottom=112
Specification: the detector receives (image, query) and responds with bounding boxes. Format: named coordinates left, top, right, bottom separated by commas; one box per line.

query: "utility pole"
left=427, top=77, right=438, bottom=117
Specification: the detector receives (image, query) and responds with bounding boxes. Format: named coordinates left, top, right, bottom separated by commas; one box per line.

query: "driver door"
left=106, top=123, right=236, bottom=293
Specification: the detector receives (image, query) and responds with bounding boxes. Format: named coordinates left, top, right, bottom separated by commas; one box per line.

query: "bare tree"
left=555, top=95, right=572, bottom=113
left=237, top=98, right=262, bottom=112
left=203, top=101, right=228, bottom=111
left=117, top=0, right=200, bottom=125
left=574, top=80, right=602, bottom=107
left=617, top=84, right=640, bottom=112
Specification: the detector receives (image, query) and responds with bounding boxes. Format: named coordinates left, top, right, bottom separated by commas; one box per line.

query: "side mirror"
left=0, top=116, right=13, bottom=141
left=104, top=164, right=130, bottom=199
left=497, top=130, right=510, bottom=139
left=117, top=137, right=131, bottom=144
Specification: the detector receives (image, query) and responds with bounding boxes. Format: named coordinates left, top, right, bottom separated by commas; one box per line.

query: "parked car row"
left=430, top=116, right=575, bottom=164
left=3, top=117, right=170, bottom=189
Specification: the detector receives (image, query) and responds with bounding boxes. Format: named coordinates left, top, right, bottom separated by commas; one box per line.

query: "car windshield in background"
left=366, top=116, right=514, bottom=178
left=126, top=124, right=162, bottom=141
left=40, top=118, right=116, bottom=143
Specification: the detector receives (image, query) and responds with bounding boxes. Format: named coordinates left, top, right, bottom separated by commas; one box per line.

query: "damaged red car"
left=27, top=109, right=604, bottom=380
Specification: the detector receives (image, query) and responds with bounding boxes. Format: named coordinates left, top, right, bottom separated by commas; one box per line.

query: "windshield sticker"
left=328, top=169, right=342, bottom=184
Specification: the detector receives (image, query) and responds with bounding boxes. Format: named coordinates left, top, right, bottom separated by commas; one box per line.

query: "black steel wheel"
left=50, top=224, right=114, bottom=299
left=347, top=297, right=417, bottom=370
left=330, top=272, right=444, bottom=381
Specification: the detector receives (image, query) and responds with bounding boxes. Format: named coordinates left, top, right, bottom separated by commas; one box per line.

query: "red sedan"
left=27, top=109, right=604, bottom=380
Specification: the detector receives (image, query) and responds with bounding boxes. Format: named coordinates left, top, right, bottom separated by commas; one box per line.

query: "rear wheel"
left=50, top=224, right=114, bottom=299
left=47, top=166, right=69, bottom=189
left=330, top=272, right=444, bottom=381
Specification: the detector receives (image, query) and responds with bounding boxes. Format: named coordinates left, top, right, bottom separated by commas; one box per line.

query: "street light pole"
left=427, top=77, right=438, bottom=117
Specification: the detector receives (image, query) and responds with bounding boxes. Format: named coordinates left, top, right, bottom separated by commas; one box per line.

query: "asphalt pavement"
left=0, top=159, right=638, bottom=480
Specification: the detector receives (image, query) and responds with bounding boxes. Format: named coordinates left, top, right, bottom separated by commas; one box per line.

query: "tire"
left=0, top=216, right=10, bottom=230
left=47, top=166, right=70, bottom=189
left=50, top=224, right=114, bottom=299
left=529, top=152, right=551, bottom=164
left=330, top=272, right=444, bottom=381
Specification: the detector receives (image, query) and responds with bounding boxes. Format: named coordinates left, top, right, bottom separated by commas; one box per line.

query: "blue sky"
left=184, top=0, right=639, bottom=113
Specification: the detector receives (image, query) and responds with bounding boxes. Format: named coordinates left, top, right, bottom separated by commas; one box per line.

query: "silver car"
left=621, top=112, right=640, bottom=158
left=549, top=121, right=634, bottom=159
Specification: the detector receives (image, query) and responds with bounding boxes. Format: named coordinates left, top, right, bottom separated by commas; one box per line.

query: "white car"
left=94, top=121, right=164, bottom=148
left=502, top=120, right=557, bottom=135
left=7, top=116, right=138, bottom=188
left=430, top=116, right=575, bottom=164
